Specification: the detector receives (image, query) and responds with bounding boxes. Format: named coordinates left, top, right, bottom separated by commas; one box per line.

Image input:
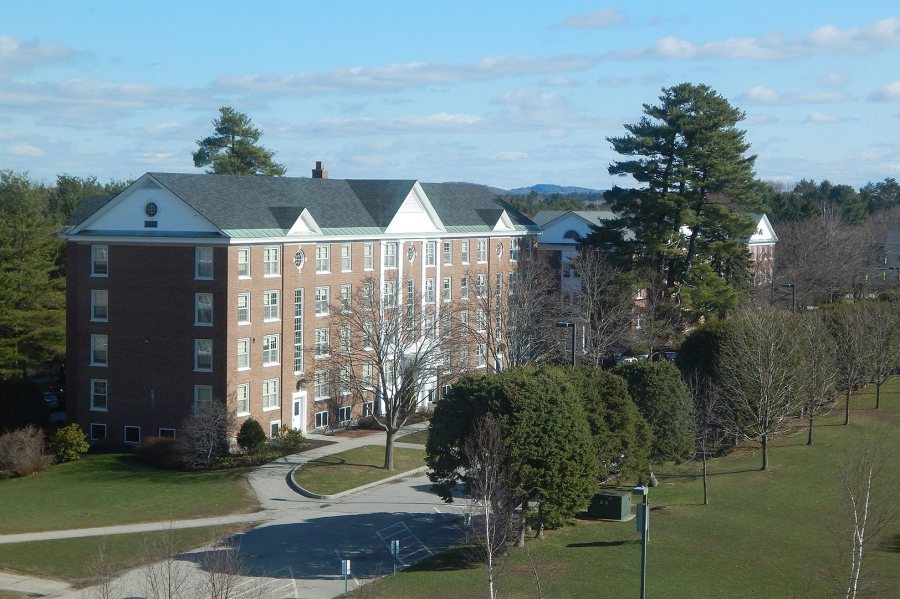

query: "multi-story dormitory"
left=60, top=163, right=539, bottom=445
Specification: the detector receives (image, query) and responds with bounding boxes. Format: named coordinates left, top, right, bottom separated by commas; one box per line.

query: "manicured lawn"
left=0, top=453, right=258, bottom=534
left=293, top=445, right=425, bottom=495
left=0, top=525, right=246, bottom=585
left=360, top=379, right=900, bottom=598
left=395, top=430, right=429, bottom=445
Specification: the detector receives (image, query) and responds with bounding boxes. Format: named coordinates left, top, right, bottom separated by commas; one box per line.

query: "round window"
left=407, top=245, right=416, bottom=262
left=294, top=250, right=305, bottom=268
left=144, top=202, right=158, bottom=217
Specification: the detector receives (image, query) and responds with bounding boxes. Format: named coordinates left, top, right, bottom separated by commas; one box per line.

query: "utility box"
left=588, top=490, right=632, bottom=520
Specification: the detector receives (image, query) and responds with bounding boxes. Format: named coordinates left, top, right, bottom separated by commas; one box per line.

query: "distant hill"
left=507, top=184, right=603, bottom=196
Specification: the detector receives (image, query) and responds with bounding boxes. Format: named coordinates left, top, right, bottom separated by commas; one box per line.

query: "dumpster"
left=587, top=490, right=632, bottom=520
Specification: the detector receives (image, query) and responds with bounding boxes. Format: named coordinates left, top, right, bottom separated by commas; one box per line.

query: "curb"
left=288, top=465, right=429, bottom=500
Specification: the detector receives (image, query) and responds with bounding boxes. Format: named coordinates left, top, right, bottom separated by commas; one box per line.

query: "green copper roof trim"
left=222, top=228, right=288, bottom=238
left=321, top=227, right=385, bottom=235
left=76, top=230, right=225, bottom=238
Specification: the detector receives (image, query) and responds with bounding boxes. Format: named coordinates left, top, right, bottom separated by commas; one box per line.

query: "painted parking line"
left=376, top=521, right=432, bottom=567
left=232, top=566, right=298, bottom=599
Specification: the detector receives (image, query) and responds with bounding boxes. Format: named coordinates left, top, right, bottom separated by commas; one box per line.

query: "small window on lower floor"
left=362, top=401, right=374, bottom=417
left=158, top=428, right=176, bottom=439
left=90, top=423, right=106, bottom=441
left=124, top=426, right=141, bottom=444
left=441, top=384, right=452, bottom=399
left=270, top=421, right=280, bottom=437
left=315, top=410, right=329, bottom=429
left=338, top=405, right=351, bottom=424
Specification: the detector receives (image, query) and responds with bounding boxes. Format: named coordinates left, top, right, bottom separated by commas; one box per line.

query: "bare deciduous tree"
left=201, top=537, right=245, bottom=599
left=462, top=416, right=515, bottom=599
left=867, top=302, right=900, bottom=410
left=180, top=400, right=234, bottom=469
left=837, top=433, right=899, bottom=599
left=81, top=546, right=119, bottom=599
left=686, top=373, right=726, bottom=505
left=568, top=249, right=634, bottom=365
left=798, top=313, right=838, bottom=445
left=828, top=304, right=875, bottom=426
left=718, top=308, right=805, bottom=470
left=331, top=276, right=462, bottom=469
left=141, top=528, right=192, bottom=599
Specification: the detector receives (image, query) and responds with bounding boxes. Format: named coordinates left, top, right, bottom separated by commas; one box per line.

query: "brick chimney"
left=312, top=160, right=328, bottom=179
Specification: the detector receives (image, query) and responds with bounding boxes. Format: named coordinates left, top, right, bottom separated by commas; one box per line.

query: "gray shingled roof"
left=129, top=173, right=533, bottom=232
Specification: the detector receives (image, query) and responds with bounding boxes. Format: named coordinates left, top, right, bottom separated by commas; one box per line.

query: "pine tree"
left=192, top=107, right=286, bottom=176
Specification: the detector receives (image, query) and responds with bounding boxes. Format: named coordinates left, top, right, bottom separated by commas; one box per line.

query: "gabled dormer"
left=384, top=182, right=446, bottom=234
left=287, top=208, right=323, bottom=236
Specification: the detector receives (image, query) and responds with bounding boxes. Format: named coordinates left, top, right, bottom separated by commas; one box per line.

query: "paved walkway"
left=0, top=421, right=441, bottom=598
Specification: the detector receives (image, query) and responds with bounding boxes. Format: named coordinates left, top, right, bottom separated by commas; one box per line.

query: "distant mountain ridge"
left=507, top=184, right=604, bottom=196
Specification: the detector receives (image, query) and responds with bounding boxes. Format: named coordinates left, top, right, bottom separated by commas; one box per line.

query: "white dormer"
left=748, top=214, right=778, bottom=245
left=492, top=210, right=515, bottom=231
left=287, top=208, right=323, bottom=236
left=68, top=174, right=222, bottom=237
left=384, top=182, right=446, bottom=234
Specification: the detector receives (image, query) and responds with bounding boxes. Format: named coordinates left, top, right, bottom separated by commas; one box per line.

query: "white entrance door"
left=291, top=391, right=307, bottom=433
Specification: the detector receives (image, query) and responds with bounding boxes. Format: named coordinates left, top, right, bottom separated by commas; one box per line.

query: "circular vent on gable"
left=144, top=202, right=158, bottom=217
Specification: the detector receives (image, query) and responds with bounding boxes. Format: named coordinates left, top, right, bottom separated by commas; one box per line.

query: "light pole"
left=780, top=282, right=795, bottom=312
left=555, top=321, right=576, bottom=366
left=634, top=485, right=649, bottom=599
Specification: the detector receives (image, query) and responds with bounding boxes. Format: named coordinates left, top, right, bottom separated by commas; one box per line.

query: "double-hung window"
left=263, top=247, right=280, bottom=276
left=340, top=325, right=351, bottom=354
left=340, top=368, right=351, bottom=396
left=341, top=243, right=351, bottom=271
left=476, top=344, right=486, bottom=367
left=315, top=410, right=329, bottom=428
left=424, top=278, right=435, bottom=303
left=442, top=277, right=452, bottom=302
left=236, top=338, right=250, bottom=370
left=338, top=405, right=351, bottom=423
left=443, top=241, right=452, bottom=265
left=476, top=239, right=487, bottom=263
left=476, top=273, right=487, bottom=297
left=262, top=335, right=279, bottom=365
left=425, top=241, right=436, bottom=266
left=237, top=293, right=250, bottom=324
left=262, top=379, right=278, bottom=410
left=510, top=238, right=519, bottom=261
left=91, top=290, right=108, bottom=322
left=195, top=339, right=213, bottom=371
left=194, top=385, right=212, bottom=410
left=495, top=272, right=503, bottom=303
left=315, top=328, right=330, bottom=357
left=90, top=379, right=107, bottom=411
left=236, top=383, right=249, bottom=415
left=315, top=286, right=330, bottom=316
left=509, top=272, right=518, bottom=296
left=460, top=240, right=470, bottom=264
left=383, top=280, right=398, bottom=307
left=91, top=334, right=108, bottom=366
left=362, top=283, right=373, bottom=309
left=477, top=309, right=487, bottom=332
left=237, top=248, right=250, bottom=277
left=383, top=242, right=398, bottom=268
left=91, top=245, right=108, bottom=276
left=195, top=293, right=213, bottom=326
left=195, top=247, right=213, bottom=279
left=316, top=244, right=330, bottom=273
left=460, top=275, right=469, bottom=300
left=363, top=242, right=374, bottom=270
left=340, top=284, right=352, bottom=312
left=263, top=290, right=279, bottom=321
left=314, top=370, right=329, bottom=400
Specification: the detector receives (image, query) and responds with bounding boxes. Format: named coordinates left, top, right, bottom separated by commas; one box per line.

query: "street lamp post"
left=634, top=485, right=649, bottom=599
left=780, top=282, right=795, bottom=312
left=555, top=321, right=576, bottom=366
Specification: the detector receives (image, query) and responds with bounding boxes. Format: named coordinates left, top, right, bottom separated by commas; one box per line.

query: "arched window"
left=563, top=230, right=582, bottom=241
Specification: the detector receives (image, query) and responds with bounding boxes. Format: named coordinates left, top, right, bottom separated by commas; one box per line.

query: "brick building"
left=61, top=166, right=538, bottom=444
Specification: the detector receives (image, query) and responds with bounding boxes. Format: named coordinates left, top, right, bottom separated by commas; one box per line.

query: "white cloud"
left=626, top=17, right=900, bottom=61
left=278, top=111, right=486, bottom=138
left=0, top=36, right=74, bottom=79
left=492, top=151, right=528, bottom=160
left=557, top=9, right=626, bottom=29
left=213, top=55, right=595, bottom=96
left=2, top=143, right=44, bottom=157
left=740, top=85, right=845, bottom=105
left=539, top=76, right=582, bottom=88
left=806, top=111, right=843, bottom=123
left=743, top=86, right=782, bottom=103
left=820, top=71, right=847, bottom=88
left=869, top=80, right=900, bottom=102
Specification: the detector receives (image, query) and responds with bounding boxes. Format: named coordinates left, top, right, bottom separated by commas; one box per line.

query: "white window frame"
left=383, top=242, right=398, bottom=269
left=340, top=284, right=352, bottom=312
left=424, top=278, right=435, bottom=304
left=195, top=247, right=214, bottom=280
left=383, top=280, right=398, bottom=307
left=263, top=290, right=280, bottom=321
left=510, top=238, right=520, bottom=261
left=236, top=338, right=250, bottom=370
left=340, top=367, right=351, bottom=395
left=195, top=293, right=213, bottom=326
left=477, top=239, right=487, bottom=263
left=314, top=370, right=329, bottom=400
left=315, top=328, right=330, bottom=357
left=476, top=343, right=487, bottom=368
left=425, top=241, right=436, bottom=267
left=236, top=383, right=250, bottom=415
left=263, top=246, right=280, bottom=277
left=338, top=405, right=352, bottom=424
left=460, top=240, right=470, bottom=264
left=262, top=378, right=279, bottom=411
left=476, top=273, right=487, bottom=297
left=194, top=339, right=213, bottom=372
left=91, top=289, right=108, bottom=322
left=315, top=410, right=329, bottom=429
left=123, top=426, right=141, bottom=444
left=460, top=275, right=469, bottom=300
left=362, top=401, right=374, bottom=416
left=90, top=334, right=108, bottom=367
left=237, top=293, right=250, bottom=325
left=363, top=242, right=374, bottom=270
left=341, top=243, right=352, bottom=272
left=270, top=421, right=281, bottom=437
left=316, top=244, right=330, bottom=273
left=262, top=334, right=279, bottom=366
left=442, top=277, right=452, bottom=302
left=315, top=286, right=330, bottom=316
left=91, top=245, right=108, bottom=277
left=443, top=241, right=452, bottom=265
left=90, top=379, right=107, bottom=411
left=194, top=385, right=212, bottom=410
left=90, top=423, right=107, bottom=441
left=237, top=248, right=250, bottom=278
left=340, top=324, right=351, bottom=354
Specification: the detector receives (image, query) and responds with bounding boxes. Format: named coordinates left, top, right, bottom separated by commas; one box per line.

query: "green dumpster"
left=587, top=490, right=632, bottom=520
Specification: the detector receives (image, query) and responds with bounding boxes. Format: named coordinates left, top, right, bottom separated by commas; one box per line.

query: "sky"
left=2, top=1, right=899, bottom=190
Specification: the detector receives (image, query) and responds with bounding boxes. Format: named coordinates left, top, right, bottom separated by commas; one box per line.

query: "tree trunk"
left=807, top=416, right=814, bottom=446
left=536, top=504, right=545, bottom=539
left=384, top=429, right=395, bottom=470
left=844, top=390, right=851, bottom=426
left=875, top=382, right=881, bottom=409
left=517, top=515, right=526, bottom=548
left=701, top=449, right=709, bottom=506
left=760, top=435, right=768, bottom=471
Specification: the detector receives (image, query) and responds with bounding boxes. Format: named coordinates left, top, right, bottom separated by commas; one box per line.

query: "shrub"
left=0, top=426, right=51, bottom=476
left=236, top=419, right=266, bottom=453
left=180, top=401, right=233, bottom=470
left=268, top=428, right=307, bottom=455
left=216, top=451, right=280, bottom=468
left=51, top=424, right=89, bottom=463
left=134, top=437, right=186, bottom=469
left=356, top=415, right=381, bottom=430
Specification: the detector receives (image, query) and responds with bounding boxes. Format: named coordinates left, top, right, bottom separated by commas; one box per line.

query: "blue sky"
left=2, top=1, right=898, bottom=189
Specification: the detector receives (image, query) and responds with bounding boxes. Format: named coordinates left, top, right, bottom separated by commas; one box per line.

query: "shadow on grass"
left=566, top=539, right=636, bottom=548
left=879, top=534, right=900, bottom=553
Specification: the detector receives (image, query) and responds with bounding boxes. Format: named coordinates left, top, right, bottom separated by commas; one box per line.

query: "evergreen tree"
left=192, top=107, right=286, bottom=176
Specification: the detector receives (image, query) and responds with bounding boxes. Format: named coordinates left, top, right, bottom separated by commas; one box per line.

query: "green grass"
left=395, top=430, right=429, bottom=445
left=0, top=453, right=258, bottom=534
left=293, top=445, right=425, bottom=495
left=0, top=525, right=247, bottom=585
left=360, top=378, right=900, bottom=599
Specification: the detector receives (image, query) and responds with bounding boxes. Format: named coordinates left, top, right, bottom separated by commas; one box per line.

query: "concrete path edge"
left=287, top=465, right=429, bottom=500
